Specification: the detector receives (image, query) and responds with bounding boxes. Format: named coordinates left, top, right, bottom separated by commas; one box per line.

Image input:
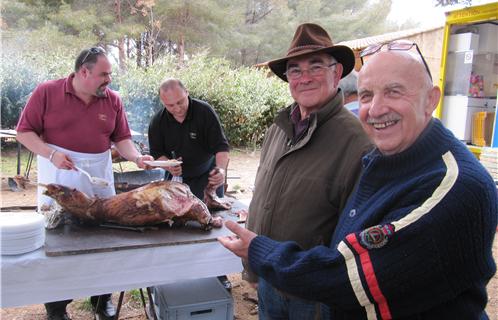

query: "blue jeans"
left=258, top=278, right=330, bottom=320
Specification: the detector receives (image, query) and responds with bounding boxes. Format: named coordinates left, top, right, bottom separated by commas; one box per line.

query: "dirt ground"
left=1, top=148, right=497, bottom=319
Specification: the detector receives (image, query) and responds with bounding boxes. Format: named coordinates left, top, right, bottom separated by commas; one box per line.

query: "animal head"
left=40, top=183, right=91, bottom=204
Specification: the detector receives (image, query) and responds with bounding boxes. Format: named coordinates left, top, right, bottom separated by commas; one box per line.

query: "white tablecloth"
left=1, top=241, right=242, bottom=307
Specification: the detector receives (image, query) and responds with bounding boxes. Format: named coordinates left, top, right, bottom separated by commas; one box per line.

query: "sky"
left=387, top=0, right=497, bottom=28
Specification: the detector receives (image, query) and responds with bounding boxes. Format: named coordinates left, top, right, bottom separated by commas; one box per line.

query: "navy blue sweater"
left=248, top=119, right=497, bottom=319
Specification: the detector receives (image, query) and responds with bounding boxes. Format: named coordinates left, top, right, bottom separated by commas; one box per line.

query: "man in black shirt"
left=148, top=78, right=229, bottom=200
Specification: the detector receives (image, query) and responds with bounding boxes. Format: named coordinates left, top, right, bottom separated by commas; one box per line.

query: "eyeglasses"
left=360, top=40, right=432, bottom=81
left=80, top=47, right=105, bottom=65
left=284, top=63, right=337, bottom=80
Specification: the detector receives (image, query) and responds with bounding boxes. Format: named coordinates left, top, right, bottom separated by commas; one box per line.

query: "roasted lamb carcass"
left=42, top=181, right=217, bottom=230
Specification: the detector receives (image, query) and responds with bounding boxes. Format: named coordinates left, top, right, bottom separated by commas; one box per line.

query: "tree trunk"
left=136, top=36, right=143, bottom=67
left=126, top=37, right=132, bottom=59
left=118, top=39, right=126, bottom=70
left=114, top=0, right=126, bottom=70
left=240, top=48, right=247, bottom=66
left=254, top=44, right=262, bottom=65
left=178, top=33, right=185, bottom=65
left=147, top=34, right=153, bottom=67
left=144, top=31, right=155, bottom=68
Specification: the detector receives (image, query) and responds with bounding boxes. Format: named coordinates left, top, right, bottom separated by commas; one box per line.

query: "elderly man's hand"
left=217, top=220, right=257, bottom=260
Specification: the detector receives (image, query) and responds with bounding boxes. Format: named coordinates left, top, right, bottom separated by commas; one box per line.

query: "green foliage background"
left=1, top=0, right=403, bottom=148
left=0, top=51, right=291, bottom=148
left=0, top=49, right=74, bottom=132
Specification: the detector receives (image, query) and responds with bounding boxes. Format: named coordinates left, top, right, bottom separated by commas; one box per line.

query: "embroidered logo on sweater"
left=359, top=224, right=395, bottom=249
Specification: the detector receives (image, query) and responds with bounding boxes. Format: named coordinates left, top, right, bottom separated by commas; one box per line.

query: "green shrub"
left=179, top=55, right=291, bottom=147
left=0, top=50, right=72, bottom=128
left=112, top=57, right=176, bottom=140
left=1, top=51, right=291, bottom=147
left=115, top=53, right=291, bottom=147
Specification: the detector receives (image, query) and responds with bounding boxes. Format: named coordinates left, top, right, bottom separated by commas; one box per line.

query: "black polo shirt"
left=148, top=97, right=229, bottom=175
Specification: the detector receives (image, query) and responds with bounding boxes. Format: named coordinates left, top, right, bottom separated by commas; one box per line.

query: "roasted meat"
left=204, top=187, right=232, bottom=211
left=203, top=167, right=232, bottom=211
left=42, top=181, right=216, bottom=229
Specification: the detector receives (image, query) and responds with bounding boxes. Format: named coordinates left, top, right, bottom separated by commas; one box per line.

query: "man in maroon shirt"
left=16, top=47, right=153, bottom=320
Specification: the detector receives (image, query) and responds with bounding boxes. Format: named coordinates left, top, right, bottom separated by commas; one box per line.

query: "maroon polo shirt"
left=16, top=74, right=131, bottom=153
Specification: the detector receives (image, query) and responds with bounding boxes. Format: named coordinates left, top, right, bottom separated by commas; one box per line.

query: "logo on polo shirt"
left=98, top=113, right=107, bottom=121
left=189, top=132, right=197, bottom=139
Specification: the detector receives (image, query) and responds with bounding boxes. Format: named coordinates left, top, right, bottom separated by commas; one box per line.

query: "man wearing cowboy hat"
left=243, top=23, right=372, bottom=319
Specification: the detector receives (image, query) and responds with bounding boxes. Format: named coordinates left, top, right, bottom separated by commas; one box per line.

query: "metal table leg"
left=146, top=287, right=158, bottom=320
left=114, top=291, right=125, bottom=319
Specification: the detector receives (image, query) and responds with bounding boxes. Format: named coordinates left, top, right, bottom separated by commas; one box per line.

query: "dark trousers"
left=44, top=294, right=111, bottom=314
left=257, top=279, right=330, bottom=320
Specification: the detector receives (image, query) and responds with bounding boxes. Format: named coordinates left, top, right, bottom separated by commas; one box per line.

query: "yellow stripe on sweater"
left=392, top=151, right=458, bottom=232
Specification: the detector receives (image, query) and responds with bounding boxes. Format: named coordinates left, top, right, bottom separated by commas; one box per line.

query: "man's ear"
left=426, top=85, right=441, bottom=117
left=78, top=66, right=89, bottom=78
left=334, top=63, right=344, bottom=86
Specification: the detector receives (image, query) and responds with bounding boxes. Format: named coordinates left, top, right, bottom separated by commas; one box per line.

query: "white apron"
left=37, top=144, right=115, bottom=212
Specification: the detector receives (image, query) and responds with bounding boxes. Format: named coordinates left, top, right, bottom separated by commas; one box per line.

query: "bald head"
left=158, top=78, right=190, bottom=123
left=357, top=51, right=441, bottom=156
left=361, top=51, right=432, bottom=90
left=159, top=78, right=186, bottom=94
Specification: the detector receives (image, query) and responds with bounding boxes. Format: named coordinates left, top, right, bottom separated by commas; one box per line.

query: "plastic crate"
left=152, top=277, right=234, bottom=320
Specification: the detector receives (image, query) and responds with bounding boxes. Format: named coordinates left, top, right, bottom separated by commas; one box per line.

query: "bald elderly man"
left=218, top=42, right=497, bottom=319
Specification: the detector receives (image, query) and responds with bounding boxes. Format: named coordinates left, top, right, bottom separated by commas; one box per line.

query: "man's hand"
left=135, top=155, right=154, bottom=169
left=51, top=151, right=75, bottom=170
left=217, top=220, right=257, bottom=260
left=208, top=167, right=225, bottom=188
left=165, top=157, right=182, bottom=176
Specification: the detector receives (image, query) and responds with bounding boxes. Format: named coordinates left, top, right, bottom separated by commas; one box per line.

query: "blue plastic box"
left=152, top=277, right=234, bottom=320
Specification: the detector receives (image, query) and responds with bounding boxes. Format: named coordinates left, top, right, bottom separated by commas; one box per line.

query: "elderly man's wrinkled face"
left=357, top=51, right=440, bottom=155
left=287, top=53, right=342, bottom=117
left=160, top=85, right=189, bottom=123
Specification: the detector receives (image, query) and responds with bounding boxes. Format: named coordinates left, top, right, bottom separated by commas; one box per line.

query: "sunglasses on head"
left=81, top=47, right=106, bottom=65
left=360, top=40, right=432, bottom=81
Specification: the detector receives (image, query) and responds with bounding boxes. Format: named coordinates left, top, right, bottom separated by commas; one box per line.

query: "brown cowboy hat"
left=268, top=23, right=355, bottom=82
